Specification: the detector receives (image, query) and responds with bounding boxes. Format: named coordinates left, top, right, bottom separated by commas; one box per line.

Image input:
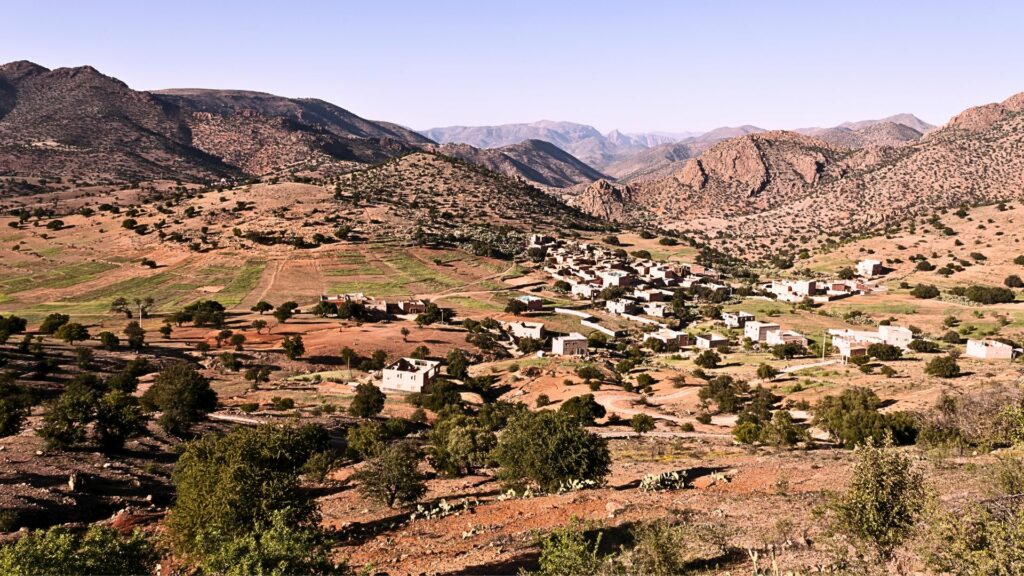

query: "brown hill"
left=0, top=61, right=235, bottom=182
left=428, top=139, right=607, bottom=188
left=577, top=91, right=1024, bottom=257
left=0, top=61, right=429, bottom=184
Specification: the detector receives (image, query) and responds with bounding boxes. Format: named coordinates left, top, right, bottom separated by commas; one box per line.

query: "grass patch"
left=0, top=261, right=119, bottom=296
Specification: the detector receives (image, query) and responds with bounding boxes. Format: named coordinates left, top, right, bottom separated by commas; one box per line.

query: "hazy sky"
left=4, top=0, right=1023, bottom=133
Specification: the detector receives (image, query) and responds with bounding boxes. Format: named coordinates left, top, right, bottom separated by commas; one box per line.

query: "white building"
left=597, top=269, right=636, bottom=288
left=503, top=321, right=545, bottom=340
left=552, top=333, right=588, bottom=355
left=381, top=358, right=441, bottom=393
left=856, top=259, right=883, bottom=278
left=765, top=329, right=808, bottom=348
left=641, top=302, right=669, bottom=318
left=695, top=333, right=729, bottom=350
left=722, top=311, right=754, bottom=328
left=606, top=298, right=638, bottom=315
left=966, top=339, right=1018, bottom=360
left=828, top=325, right=913, bottom=351
left=745, top=321, right=781, bottom=343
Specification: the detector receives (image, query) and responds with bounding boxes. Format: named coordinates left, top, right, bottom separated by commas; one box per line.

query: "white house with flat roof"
left=503, top=321, right=545, bottom=340
left=552, top=333, right=588, bottom=355
left=745, top=321, right=781, bottom=343
left=381, top=358, right=441, bottom=393
left=695, top=333, right=729, bottom=350
left=857, top=259, right=884, bottom=278
left=966, top=339, right=1018, bottom=360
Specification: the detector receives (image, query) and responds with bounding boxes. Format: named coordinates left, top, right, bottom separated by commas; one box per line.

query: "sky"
left=4, top=0, right=1024, bottom=133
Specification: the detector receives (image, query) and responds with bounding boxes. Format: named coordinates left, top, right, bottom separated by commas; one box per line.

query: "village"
left=314, top=235, right=1020, bottom=403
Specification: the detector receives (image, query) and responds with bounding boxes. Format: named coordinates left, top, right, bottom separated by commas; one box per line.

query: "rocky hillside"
left=428, top=139, right=607, bottom=188
left=0, top=61, right=235, bottom=182
left=331, top=152, right=603, bottom=234
left=0, top=61, right=429, bottom=184
left=578, top=92, right=1024, bottom=258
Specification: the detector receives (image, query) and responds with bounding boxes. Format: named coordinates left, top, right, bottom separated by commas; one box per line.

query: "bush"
left=168, top=424, right=328, bottom=558
left=829, top=439, right=924, bottom=559
left=692, top=350, right=720, bottom=369
left=867, top=343, right=903, bottom=361
left=532, top=521, right=603, bottom=576
left=348, top=383, right=386, bottom=418
left=925, top=354, right=961, bottom=378
left=559, top=394, right=606, bottom=425
left=352, top=440, right=426, bottom=507
left=141, top=363, right=218, bottom=434
left=0, top=525, right=157, bottom=575
left=428, top=412, right=497, bottom=476
left=38, top=313, right=70, bottom=334
left=1004, top=274, right=1024, bottom=288
left=493, top=411, right=610, bottom=492
left=963, top=285, right=1016, bottom=304
left=630, top=414, right=656, bottom=435
left=198, top=510, right=346, bottom=576
left=908, top=339, right=940, bottom=353
left=910, top=284, right=940, bottom=299
left=813, top=388, right=918, bottom=447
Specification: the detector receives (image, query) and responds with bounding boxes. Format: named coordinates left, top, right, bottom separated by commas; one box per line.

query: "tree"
left=837, top=267, right=856, bottom=280
left=352, top=440, right=427, bottom=507
left=110, top=297, right=132, bottom=318
left=829, top=438, right=924, bottom=560
left=631, top=414, right=656, bottom=435
left=925, top=354, right=961, bottom=378
left=348, top=383, right=386, bottom=418
left=215, top=329, right=233, bottom=347
left=0, top=397, right=29, bottom=438
left=251, top=301, right=273, bottom=315
left=230, top=333, right=246, bottom=351
left=0, top=525, right=157, bottom=576
left=159, top=323, right=173, bottom=339
left=93, top=389, right=147, bottom=450
left=54, top=322, right=89, bottom=344
left=141, top=363, right=218, bottom=434
left=908, top=339, right=940, bottom=353
left=168, top=424, right=328, bottom=560
left=38, top=379, right=98, bottom=448
left=559, top=394, right=606, bottom=425
left=123, top=321, right=145, bottom=351
left=410, top=345, right=429, bottom=360
left=133, top=296, right=155, bottom=319
left=446, top=348, right=469, bottom=380
left=0, top=314, right=27, bottom=344
left=251, top=319, right=268, bottom=334
left=281, top=335, right=305, bottom=360
left=505, top=299, right=528, bottom=316
left=38, top=313, right=70, bottom=335
left=770, top=342, right=807, bottom=360
left=813, top=388, right=918, bottom=447
left=493, top=411, right=610, bottom=492
left=756, top=363, right=779, bottom=381
left=97, top=331, right=120, bottom=350
left=867, top=343, right=903, bottom=361
left=428, top=412, right=497, bottom=476
left=693, top=350, right=720, bottom=369
left=400, top=327, right=410, bottom=341
left=910, top=284, right=940, bottom=299
left=273, top=305, right=293, bottom=323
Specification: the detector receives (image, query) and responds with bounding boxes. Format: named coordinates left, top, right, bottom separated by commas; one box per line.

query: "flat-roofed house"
left=966, top=339, right=1018, bottom=360
left=552, top=333, right=588, bottom=355
left=695, top=333, right=729, bottom=350
left=606, top=298, right=638, bottom=315
left=744, top=321, right=781, bottom=343
left=764, top=329, right=808, bottom=348
left=503, top=321, right=545, bottom=340
left=381, top=358, right=441, bottom=393
left=722, top=311, right=754, bottom=328
left=857, top=259, right=884, bottom=278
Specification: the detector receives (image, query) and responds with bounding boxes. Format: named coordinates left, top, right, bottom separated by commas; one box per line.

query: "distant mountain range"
left=421, top=115, right=935, bottom=177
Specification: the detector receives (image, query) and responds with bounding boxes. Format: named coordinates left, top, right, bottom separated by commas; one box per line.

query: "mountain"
left=0, top=60, right=235, bottom=182
left=420, top=121, right=686, bottom=170
left=577, top=92, right=1024, bottom=258
left=428, top=139, right=607, bottom=188
left=837, top=113, right=934, bottom=133
left=0, top=61, right=429, bottom=183
left=604, top=125, right=766, bottom=181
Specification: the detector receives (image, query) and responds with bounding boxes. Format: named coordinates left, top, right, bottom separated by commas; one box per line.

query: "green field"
left=15, top=258, right=267, bottom=320
left=0, top=261, right=119, bottom=297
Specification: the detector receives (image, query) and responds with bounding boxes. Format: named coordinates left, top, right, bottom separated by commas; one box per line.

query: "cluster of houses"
left=828, top=325, right=913, bottom=362
left=537, top=238, right=729, bottom=307
left=320, top=293, right=428, bottom=317
left=720, top=311, right=809, bottom=349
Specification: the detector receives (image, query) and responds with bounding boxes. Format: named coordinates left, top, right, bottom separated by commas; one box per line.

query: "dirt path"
left=779, top=359, right=839, bottom=374
left=239, top=259, right=285, bottom=311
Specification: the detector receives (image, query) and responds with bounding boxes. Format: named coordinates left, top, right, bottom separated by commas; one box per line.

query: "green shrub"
left=493, top=411, right=610, bottom=492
